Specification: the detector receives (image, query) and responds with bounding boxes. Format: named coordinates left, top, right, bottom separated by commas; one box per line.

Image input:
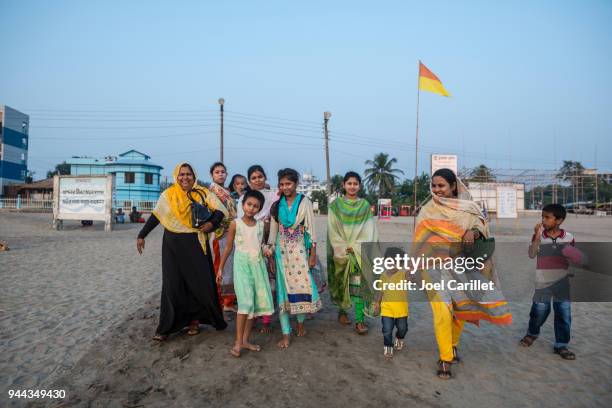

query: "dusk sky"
left=1, top=0, right=611, bottom=182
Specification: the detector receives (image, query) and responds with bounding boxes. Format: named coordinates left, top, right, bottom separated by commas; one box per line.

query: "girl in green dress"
left=327, top=171, right=378, bottom=335
left=219, top=190, right=274, bottom=357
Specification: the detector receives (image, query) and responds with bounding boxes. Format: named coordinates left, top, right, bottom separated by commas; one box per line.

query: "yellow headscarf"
left=152, top=162, right=228, bottom=254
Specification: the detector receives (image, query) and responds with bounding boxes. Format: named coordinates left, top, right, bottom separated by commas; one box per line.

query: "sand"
left=0, top=212, right=611, bottom=407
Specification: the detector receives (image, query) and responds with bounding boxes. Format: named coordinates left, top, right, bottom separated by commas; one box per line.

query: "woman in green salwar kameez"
left=327, top=172, right=378, bottom=334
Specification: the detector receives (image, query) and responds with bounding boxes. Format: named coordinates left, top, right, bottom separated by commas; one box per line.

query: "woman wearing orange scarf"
left=136, top=163, right=228, bottom=341
left=414, top=168, right=511, bottom=379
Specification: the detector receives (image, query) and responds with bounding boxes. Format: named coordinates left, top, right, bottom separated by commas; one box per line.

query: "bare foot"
left=277, top=334, right=290, bottom=348
left=230, top=344, right=241, bottom=357
left=242, top=342, right=262, bottom=352
left=259, top=324, right=272, bottom=334
left=296, top=323, right=307, bottom=337
left=338, top=313, right=352, bottom=326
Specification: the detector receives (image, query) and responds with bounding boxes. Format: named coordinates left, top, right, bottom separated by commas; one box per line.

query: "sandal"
left=437, top=360, right=452, bottom=380
left=554, top=347, right=576, bottom=360
left=338, top=312, right=352, bottom=326
left=152, top=334, right=167, bottom=342
left=393, top=338, right=404, bottom=351
left=187, top=321, right=200, bottom=336
left=355, top=322, right=369, bottom=335
left=519, top=334, right=537, bottom=347
left=384, top=346, right=394, bottom=358
left=450, top=346, right=461, bottom=364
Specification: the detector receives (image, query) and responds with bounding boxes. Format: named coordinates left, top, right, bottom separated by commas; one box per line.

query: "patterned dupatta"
left=275, top=194, right=321, bottom=314
left=327, top=197, right=378, bottom=310
left=209, top=182, right=237, bottom=234
left=414, top=178, right=512, bottom=325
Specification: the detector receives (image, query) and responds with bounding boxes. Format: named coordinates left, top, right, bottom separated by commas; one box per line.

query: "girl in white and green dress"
left=267, top=168, right=321, bottom=349
left=219, top=190, right=274, bottom=357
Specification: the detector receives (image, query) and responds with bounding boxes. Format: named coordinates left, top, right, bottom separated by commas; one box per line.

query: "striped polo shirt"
left=532, top=229, right=575, bottom=289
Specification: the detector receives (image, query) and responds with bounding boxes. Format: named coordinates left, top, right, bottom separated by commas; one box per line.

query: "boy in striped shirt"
left=519, top=204, right=576, bottom=360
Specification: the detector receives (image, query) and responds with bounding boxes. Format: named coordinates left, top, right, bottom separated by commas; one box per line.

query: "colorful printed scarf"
left=414, top=178, right=512, bottom=325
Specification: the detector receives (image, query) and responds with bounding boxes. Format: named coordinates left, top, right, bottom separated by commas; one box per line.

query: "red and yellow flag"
left=419, top=62, right=450, bottom=97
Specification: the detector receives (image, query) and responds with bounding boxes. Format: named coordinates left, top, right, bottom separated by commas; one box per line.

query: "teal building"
left=67, top=150, right=163, bottom=206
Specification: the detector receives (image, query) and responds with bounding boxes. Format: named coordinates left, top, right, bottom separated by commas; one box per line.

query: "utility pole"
left=531, top=174, right=535, bottom=209
left=324, top=111, right=332, bottom=197
left=218, top=98, right=225, bottom=162
left=595, top=169, right=599, bottom=209
left=595, top=146, right=599, bottom=209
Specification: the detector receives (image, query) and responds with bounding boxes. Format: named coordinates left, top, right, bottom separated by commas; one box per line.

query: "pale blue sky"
left=1, top=0, right=611, bottom=182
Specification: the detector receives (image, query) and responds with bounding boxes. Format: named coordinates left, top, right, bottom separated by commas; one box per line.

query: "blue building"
left=67, top=150, right=163, bottom=207
left=0, top=105, right=29, bottom=196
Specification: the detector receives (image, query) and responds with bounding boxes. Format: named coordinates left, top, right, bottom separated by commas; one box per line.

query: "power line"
left=23, top=117, right=219, bottom=122
left=224, top=109, right=321, bottom=126
left=29, top=123, right=220, bottom=130
left=19, top=108, right=218, bottom=113
left=224, top=124, right=322, bottom=141
left=32, top=130, right=219, bottom=141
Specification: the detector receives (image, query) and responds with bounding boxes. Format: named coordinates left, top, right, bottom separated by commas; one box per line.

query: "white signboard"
left=431, top=154, right=458, bottom=176
left=58, top=177, right=108, bottom=214
left=496, top=186, right=518, bottom=219
left=53, top=175, right=114, bottom=231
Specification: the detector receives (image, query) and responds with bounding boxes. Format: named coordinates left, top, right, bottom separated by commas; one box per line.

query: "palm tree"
left=557, top=160, right=585, bottom=202
left=364, top=153, right=404, bottom=198
left=330, top=174, right=344, bottom=195
left=468, top=164, right=495, bottom=182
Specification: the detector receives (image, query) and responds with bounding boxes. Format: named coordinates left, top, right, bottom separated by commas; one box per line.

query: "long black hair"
left=247, top=165, right=267, bottom=181
left=432, top=168, right=458, bottom=197
left=271, top=168, right=301, bottom=222
left=277, top=168, right=299, bottom=184
left=209, top=161, right=226, bottom=175
left=343, top=171, right=362, bottom=184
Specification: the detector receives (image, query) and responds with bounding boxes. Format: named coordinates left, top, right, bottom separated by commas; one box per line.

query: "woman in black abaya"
left=137, top=162, right=228, bottom=341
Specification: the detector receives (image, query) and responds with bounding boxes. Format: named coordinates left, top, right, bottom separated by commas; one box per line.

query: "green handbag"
left=462, top=236, right=495, bottom=260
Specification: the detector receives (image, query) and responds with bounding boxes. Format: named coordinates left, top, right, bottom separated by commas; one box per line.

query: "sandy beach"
left=1, top=212, right=611, bottom=407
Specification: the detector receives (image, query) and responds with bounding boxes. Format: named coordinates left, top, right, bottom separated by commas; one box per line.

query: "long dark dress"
left=138, top=212, right=228, bottom=335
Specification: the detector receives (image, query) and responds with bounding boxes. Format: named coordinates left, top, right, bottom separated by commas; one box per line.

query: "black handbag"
left=187, top=189, right=213, bottom=229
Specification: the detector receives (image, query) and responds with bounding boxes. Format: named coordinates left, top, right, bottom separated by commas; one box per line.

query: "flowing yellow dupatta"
left=152, top=162, right=227, bottom=254
left=414, top=177, right=512, bottom=325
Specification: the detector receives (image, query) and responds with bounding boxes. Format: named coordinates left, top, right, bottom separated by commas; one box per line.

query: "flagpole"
left=413, top=61, right=421, bottom=233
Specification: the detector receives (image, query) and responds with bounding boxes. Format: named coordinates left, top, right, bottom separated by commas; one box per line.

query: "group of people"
left=115, top=206, right=143, bottom=224
left=136, top=162, right=576, bottom=379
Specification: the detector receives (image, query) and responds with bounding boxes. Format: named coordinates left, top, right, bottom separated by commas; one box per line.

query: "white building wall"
left=468, top=182, right=525, bottom=212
